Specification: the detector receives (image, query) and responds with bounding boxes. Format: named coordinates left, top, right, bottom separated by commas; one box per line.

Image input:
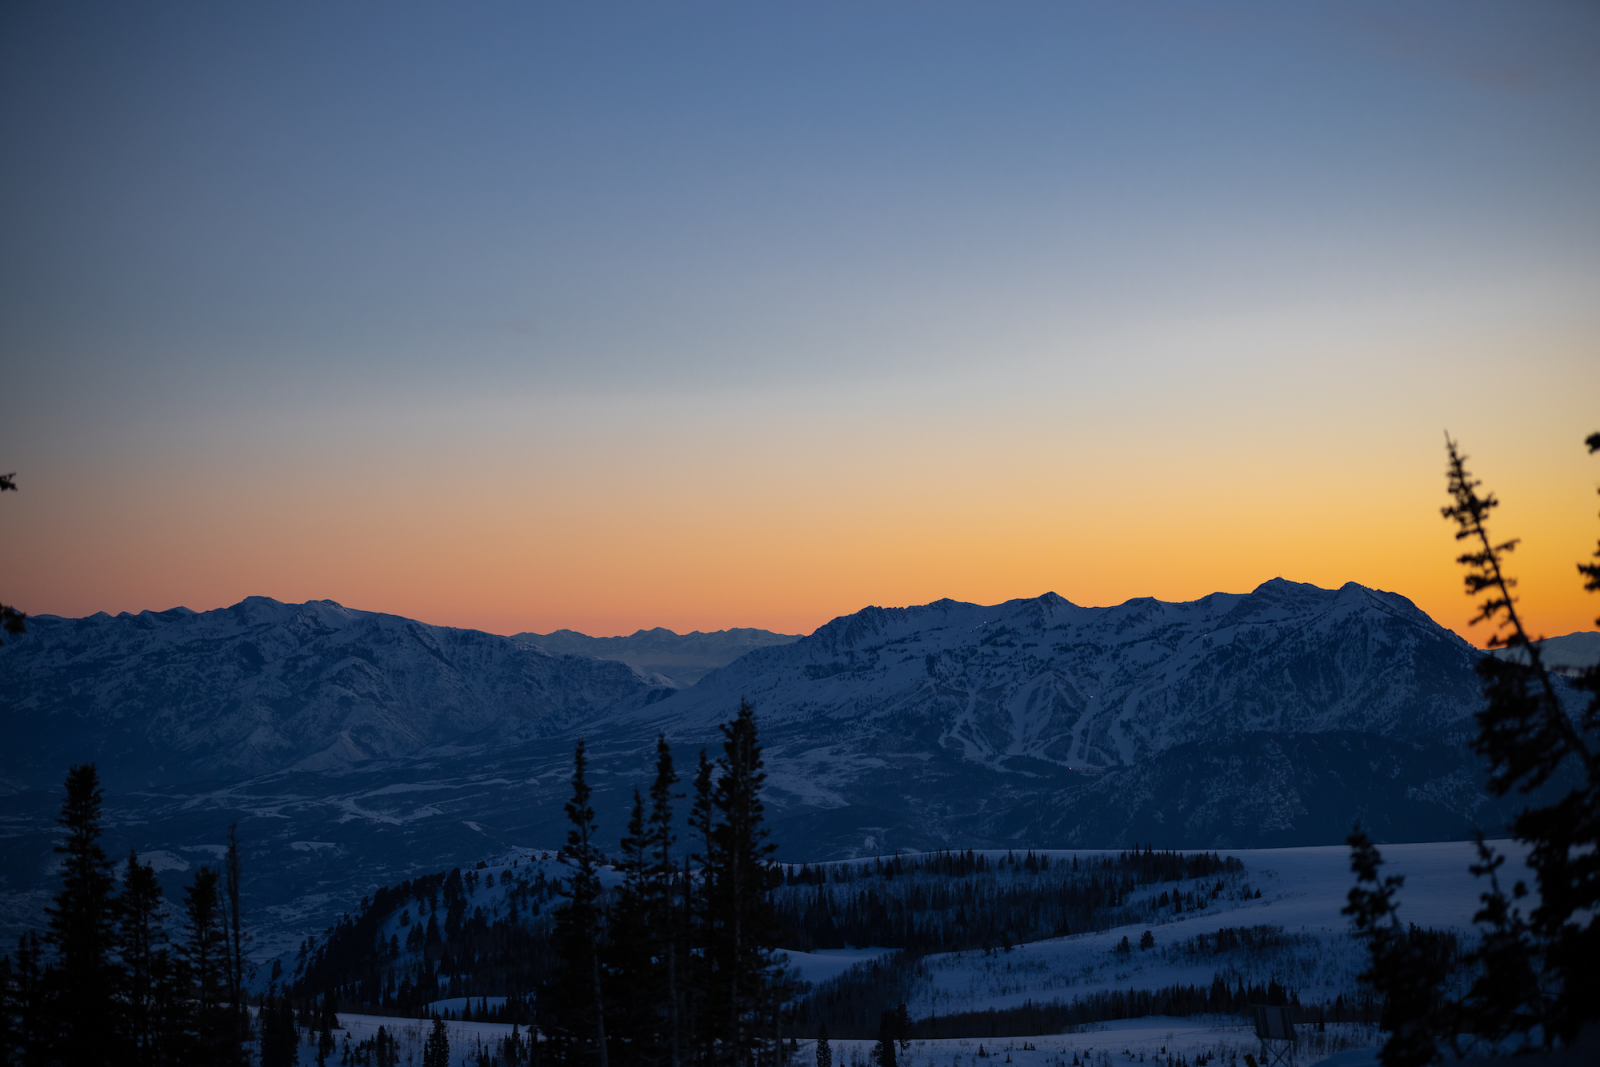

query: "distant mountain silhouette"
left=512, top=625, right=802, bottom=686
left=1490, top=630, right=1600, bottom=677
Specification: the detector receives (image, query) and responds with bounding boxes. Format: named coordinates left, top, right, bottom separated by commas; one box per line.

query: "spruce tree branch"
left=1443, top=435, right=1593, bottom=773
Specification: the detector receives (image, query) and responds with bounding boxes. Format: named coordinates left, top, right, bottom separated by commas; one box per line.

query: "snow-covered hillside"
left=0, top=579, right=1551, bottom=960
left=648, top=579, right=1485, bottom=761
left=0, top=597, right=671, bottom=791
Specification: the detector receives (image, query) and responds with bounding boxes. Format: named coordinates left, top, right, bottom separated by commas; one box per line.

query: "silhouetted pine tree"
left=119, top=849, right=191, bottom=1067
left=703, top=700, right=780, bottom=1067
left=684, top=748, right=716, bottom=1065
left=423, top=1016, right=450, bottom=1067
left=46, top=763, right=122, bottom=1064
left=4, top=932, right=49, bottom=1065
left=222, top=823, right=249, bottom=1052
left=648, top=735, right=683, bottom=1067
left=1343, top=829, right=1455, bottom=1067
left=547, top=740, right=610, bottom=1067
left=604, top=790, right=659, bottom=1067
left=1350, top=432, right=1600, bottom=1059
left=182, top=866, right=234, bottom=1063
left=258, top=995, right=300, bottom=1067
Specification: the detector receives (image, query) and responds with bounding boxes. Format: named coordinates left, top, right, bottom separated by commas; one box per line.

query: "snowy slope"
left=0, top=597, right=672, bottom=791
left=643, top=580, right=1485, bottom=762
left=904, top=841, right=1504, bottom=1020
left=0, top=579, right=1546, bottom=960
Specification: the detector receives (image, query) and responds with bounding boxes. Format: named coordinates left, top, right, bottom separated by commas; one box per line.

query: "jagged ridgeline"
left=289, top=847, right=1245, bottom=1019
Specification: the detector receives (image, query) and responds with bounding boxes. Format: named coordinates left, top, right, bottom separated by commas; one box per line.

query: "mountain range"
left=0, top=579, right=1585, bottom=959
left=512, top=626, right=801, bottom=687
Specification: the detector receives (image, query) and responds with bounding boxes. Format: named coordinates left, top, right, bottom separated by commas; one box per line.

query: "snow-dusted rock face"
left=647, top=578, right=1485, bottom=769
left=0, top=597, right=671, bottom=792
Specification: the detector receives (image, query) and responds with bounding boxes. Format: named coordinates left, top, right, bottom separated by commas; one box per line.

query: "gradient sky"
left=3, top=1, right=1598, bottom=643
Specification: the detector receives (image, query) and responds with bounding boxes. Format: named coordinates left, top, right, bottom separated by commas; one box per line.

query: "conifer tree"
left=814, top=1023, right=831, bottom=1067
left=549, top=740, right=610, bottom=1067
left=604, top=789, right=658, bottom=1067
left=6, top=933, right=49, bottom=1065
left=222, top=823, right=249, bottom=1050
left=648, top=734, right=683, bottom=1067
left=1350, top=432, right=1600, bottom=1058
left=183, top=865, right=233, bottom=1062
left=704, top=700, right=779, bottom=1067
left=423, top=1016, right=450, bottom=1067
left=685, top=748, right=717, bottom=1063
left=259, top=995, right=300, bottom=1067
left=46, top=763, right=121, bottom=1064
left=119, top=849, right=189, bottom=1067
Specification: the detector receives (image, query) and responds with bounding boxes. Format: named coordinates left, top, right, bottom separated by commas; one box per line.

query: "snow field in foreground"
left=897, top=840, right=1517, bottom=1018
left=301, top=1014, right=1381, bottom=1067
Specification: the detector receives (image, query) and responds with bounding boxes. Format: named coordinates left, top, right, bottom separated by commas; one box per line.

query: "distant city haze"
left=3, top=3, right=1597, bottom=644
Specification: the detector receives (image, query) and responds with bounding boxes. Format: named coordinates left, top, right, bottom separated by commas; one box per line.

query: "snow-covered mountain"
left=513, top=626, right=802, bottom=687
left=0, top=578, right=1549, bottom=958
left=644, top=578, right=1486, bottom=765
left=0, top=597, right=671, bottom=793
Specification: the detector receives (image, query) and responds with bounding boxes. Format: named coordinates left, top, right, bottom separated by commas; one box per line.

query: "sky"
left=2, top=1, right=1598, bottom=643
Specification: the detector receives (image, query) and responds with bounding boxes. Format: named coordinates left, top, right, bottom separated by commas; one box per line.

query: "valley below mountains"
left=0, top=578, right=1579, bottom=958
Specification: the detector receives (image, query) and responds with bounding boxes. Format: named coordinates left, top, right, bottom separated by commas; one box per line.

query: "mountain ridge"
left=1, top=578, right=1566, bottom=958
left=512, top=624, right=802, bottom=686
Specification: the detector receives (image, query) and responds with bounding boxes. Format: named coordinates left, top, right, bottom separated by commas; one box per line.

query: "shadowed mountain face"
left=0, top=597, right=671, bottom=793
left=512, top=626, right=802, bottom=687
left=0, top=579, right=1550, bottom=960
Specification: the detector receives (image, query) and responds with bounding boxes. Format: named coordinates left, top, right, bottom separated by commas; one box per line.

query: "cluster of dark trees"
left=1345, top=433, right=1600, bottom=1064
left=542, top=699, right=787, bottom=1067
left=768, top=848, right=1243, bottom=955
left=0, top=764, right=251, bottom=1065
left=293, top=863, right=556, bottom=1018
left=290, top=700, right=793, bottom=1067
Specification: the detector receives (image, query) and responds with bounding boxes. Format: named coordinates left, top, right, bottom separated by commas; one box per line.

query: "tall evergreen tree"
left=604, top=790, right=658, bottom=1067
left=423, top=1016, right=450, bottom=1067
left=222, top=823, right=248, bottom=1051
left=685, top=748, right=717, bottom=1065
left=46, top=763, right=122, bottom=1065
left=119, top=850, right=190, bottom=1067
left=258, top=994, right=300, bottom=1067
left=1350, top=432, right=1600, bottom=1059
left=705, top=700, right=779, bottom=1067
left=7, top=932, right=49, bottom=1066
left=648, top=735, right=683, bottom=1067
left=182, top=866, right=234, bottom=1063
left=548, top=740, right=610, bottom=1067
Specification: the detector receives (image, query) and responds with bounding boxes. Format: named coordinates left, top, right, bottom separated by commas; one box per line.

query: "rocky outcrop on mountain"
left=513, top=626, right=801, bottom=686
left=0, top=597, right=671, bottom=792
